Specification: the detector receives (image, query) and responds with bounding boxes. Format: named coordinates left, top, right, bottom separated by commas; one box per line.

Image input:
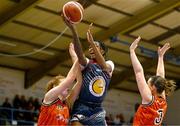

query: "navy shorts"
left=70, top=100, right=107, bottom=126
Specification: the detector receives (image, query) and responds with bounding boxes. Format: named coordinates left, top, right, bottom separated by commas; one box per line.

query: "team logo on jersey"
left=89, top=76, right=105, bottom=97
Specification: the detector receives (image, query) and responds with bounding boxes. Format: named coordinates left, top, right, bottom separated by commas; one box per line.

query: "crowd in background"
left=0, top=94, right=41, bottom=125
left=0, top=94, right=139, bottom=125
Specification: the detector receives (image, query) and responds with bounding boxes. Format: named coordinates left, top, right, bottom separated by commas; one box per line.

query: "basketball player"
left=62, top=17, right=114, bottom=125
left=130, top=36, right=176, bottom=126
left=37, top=43, right=82, bottom=126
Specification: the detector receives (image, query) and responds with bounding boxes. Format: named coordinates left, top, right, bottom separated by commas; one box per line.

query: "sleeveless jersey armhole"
left=42, top=98, right=60, bottom=106
left=142, top=95, right=154, bottom=106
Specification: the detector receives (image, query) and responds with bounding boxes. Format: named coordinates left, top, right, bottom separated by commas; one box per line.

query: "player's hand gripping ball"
left=63, top=1, right=84, bottom=24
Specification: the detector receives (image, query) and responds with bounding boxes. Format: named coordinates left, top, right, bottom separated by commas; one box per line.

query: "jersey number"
left=154, top=109, right=163, bottom=125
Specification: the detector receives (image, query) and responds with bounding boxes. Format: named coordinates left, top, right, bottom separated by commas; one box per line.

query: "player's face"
left=147, top=78, right=156, bottom=94
left=88, top=43, right=104, bottom=59
left=147, top=78, right=153, bottom=91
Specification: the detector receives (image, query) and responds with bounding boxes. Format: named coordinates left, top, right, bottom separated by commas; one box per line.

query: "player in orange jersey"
left=130, top=37, right=176, bottom=126
left=37, top=43, right=82, bottom=126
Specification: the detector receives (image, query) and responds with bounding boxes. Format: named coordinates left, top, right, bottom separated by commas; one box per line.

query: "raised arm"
left=87, top=25, right=112, bottom=73
left=43, top=59, right=79, bottom=104
left=130, top=37, right=152, bottom=104
left=62, top=15, right=87, bottom=66
left=156, top=43, right=170, bottom=78
left=66, top=43, right=82, bottom=108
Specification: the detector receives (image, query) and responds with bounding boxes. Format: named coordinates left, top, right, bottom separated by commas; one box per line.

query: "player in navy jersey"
left=63, top=16, right=114, bottom=125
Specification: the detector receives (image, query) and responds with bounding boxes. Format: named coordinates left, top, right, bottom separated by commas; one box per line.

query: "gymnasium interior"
left=0, top=0, right=179, bottom=125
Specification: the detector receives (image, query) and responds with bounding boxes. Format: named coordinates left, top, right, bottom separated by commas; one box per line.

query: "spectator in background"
left=2, top=97, right=12, bottom=123
left=130, top=103, right=140, bottom=124
left=33, top=98, right=40, bottom=122
left=27, top=97, right=34, bottom=108
left=33, top=98, right=40, bottom=111
left=13, top=94, right=21, bottom=108
left=20, top=95, right=27, bottom=110
left=107, top=114, right=114, bottom=125
left=2, top=97, right=12, bottom=108
left=119, top=114, right=125, bottom=125
left=113, top=114, right=121, bottom=125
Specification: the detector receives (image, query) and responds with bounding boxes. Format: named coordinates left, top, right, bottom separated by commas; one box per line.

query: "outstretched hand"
left=87, top=23, right=94, bottom=44
left=158, top=43, right=170, bottom=57
left=130, top=36, right=141, bottom=51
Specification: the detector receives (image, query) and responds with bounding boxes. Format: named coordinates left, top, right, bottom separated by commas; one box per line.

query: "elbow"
left=134, top=69, right=143, bottom=75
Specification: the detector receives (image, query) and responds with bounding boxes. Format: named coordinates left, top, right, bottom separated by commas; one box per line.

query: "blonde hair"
left=46, top=75, right=65, bottom=92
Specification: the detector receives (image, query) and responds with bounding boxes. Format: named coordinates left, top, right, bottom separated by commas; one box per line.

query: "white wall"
left=103, top=89, right=141, bottom=122
left=163, top=89, right=180, bottom=125
left=0, top=67, right=51, bottom=105
left=0, top=67, right=24, bottom=105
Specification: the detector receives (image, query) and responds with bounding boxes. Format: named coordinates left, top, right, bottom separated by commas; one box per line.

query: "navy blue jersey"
left=78, top=61, right=112, bottom=104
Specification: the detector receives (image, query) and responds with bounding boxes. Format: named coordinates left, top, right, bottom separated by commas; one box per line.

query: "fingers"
left=86, top=30, right=94, bottom=43
left=69, top=42, right=73, bottom=48
left=161, top=43, right=170, bottom=51
left=89, top=23, right=93, bottom=30
left=135, top=36, right=141, bottom=43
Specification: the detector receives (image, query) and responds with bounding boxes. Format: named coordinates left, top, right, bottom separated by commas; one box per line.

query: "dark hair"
left=46, top=75, right=65, bottom=92
left=94, top=41, right=108, bottom=57
left=149, top=76, right=176, bottom=96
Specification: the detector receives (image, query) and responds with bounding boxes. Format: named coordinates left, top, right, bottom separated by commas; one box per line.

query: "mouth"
left=90, top=52, right=94, bottom=55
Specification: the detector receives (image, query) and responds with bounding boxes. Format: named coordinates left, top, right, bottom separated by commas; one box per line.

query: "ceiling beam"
left=150, top=0, right=161, bottom=3
left=0, top=34, right=63, bottom=52
left=90, top=1, right=133, bottom=16
left=0, top=64, right=25, bottom=71
left=25, top=0, right=99, bottom=88
left=93, top=0, right=180, bottom=41
left=12, top=20, right=74, bottom=39
left=149, top=25, right=180, bottom=44
left=0, top=0, right=38, bottom=26
left=35, top=3, right=108, bottom=30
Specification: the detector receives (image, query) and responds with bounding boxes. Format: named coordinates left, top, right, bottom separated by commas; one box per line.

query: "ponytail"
left=165, top=79, right=176, bottom=96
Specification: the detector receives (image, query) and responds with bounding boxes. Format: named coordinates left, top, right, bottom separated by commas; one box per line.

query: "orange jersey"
left=133, top=96, right=167, bottom=126
left=37, top=98, right=69, bottom=126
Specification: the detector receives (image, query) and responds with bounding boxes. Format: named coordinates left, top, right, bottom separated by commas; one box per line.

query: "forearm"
left=71, top=28, right=87, bottom=66
left=66, top=60, right=79, bottom=79
left=156, top=56, right=165, bottom=78
left=66, top=68, right=82, bottom=108
left=90, top=42, right=107, bottom=69
left=130, top=50, right=144, bottom=74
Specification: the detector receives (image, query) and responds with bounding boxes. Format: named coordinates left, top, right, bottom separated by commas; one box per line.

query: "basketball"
left=63, top=1, right=84, bottom=24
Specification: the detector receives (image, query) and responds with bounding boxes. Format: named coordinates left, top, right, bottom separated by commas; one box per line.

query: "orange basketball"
left=63, top=1, right=84, bottom=24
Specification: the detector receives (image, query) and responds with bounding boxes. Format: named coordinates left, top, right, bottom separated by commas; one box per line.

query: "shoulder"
left=105, top=60, right=114, bottom=76
left=106, top=60, right=114, bottom=69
